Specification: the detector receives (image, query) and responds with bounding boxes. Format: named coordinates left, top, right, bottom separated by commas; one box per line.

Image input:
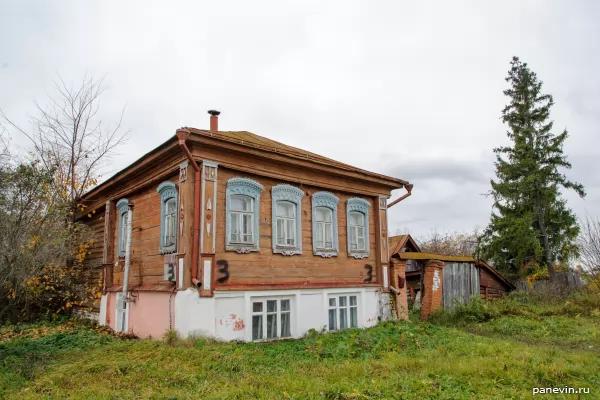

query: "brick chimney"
left=208, top=110, right=220, bottom=131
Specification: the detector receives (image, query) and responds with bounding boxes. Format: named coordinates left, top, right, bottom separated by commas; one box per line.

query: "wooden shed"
left=388, top=234, right=514, bottom=319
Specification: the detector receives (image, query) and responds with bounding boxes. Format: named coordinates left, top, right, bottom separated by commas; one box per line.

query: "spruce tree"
left=482, top=57, right=585, bottom=279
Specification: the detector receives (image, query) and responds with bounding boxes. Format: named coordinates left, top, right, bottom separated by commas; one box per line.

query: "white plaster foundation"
left=174, top=287, right=388, bottom=341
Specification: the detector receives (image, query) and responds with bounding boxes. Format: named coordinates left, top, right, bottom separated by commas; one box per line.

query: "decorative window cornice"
left=226, top=177, right=263, bottom=253
left=116, top=198, right=129, bottom=257
left=347, top=197, right=371, bottom=259
left=312, top=191, right=339, bottom=257
left=272, top=184, right=304, bottom=256
left=157, top=181, right=178, bottom=254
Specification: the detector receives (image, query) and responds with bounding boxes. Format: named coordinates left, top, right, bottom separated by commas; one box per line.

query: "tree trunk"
left=535, top=183, right=555, bottom=280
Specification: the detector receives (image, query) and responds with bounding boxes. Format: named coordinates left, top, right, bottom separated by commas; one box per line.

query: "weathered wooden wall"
left=514, top=270, right=583, bottom=292
left=442, top=262, right=479, bottom=308
left=213, top=167, right=380, bottom=289
left=81, top=210, right=106, bottom=309
left=112, top=174, right=179, bottom=287
left=479, top=267, right=511, bottom=299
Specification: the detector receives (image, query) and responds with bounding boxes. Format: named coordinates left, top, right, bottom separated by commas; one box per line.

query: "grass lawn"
left=0, top=291, right=599, bottom=399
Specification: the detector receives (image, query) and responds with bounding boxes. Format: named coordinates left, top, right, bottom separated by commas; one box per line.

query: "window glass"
left=230, top=195, right=254, bottom=244
left=329, top=295, right=359, bottom=331
left=328, top=309, right=337, bottom=331
left=120, top=212, right=128, bottom=250
left=315, top=207, right=333, bottom=249
left=277, top=201, right=295, bottom=218
left=231, top=195, right=252, bottom=211
left=252, top=298, right=292, bottom=341
left=252, top=315, right=263, bottom=340
left=276, top=201, right=296, bottom=246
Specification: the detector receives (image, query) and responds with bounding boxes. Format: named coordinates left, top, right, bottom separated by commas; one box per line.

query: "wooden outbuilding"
left=388, top=234, right=514, bottom=319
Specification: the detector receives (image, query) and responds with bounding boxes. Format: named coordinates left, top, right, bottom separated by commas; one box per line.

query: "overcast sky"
left=2, top=0, right=599, bottom=239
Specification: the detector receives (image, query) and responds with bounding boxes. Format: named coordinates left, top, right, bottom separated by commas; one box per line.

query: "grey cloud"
left=2, top=0, right=600, bottom=238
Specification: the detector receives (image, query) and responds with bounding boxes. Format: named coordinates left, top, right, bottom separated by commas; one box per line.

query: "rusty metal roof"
left=186, top=128, right=408, bottom=186
left=397, top=252, right=476, bottom=263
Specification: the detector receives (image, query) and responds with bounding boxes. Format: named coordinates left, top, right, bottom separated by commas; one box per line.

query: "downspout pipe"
left=387, top=183, right=413, bottom=208
left=122, top=204, right=133, bottom=328
left=176, top=129, right=202, bottom=288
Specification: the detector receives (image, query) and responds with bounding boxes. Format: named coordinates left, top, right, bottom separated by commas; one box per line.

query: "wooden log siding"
left=442, top=262, right=479, bottom=308
left=112, top=174, right=180, bottom=288
left=79, top=210, right=105, bottom=309
left=213, top=167, right=380, bottom=289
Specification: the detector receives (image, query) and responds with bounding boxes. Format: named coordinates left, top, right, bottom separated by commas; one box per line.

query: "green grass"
left=1, top=290, right=599, bottom=399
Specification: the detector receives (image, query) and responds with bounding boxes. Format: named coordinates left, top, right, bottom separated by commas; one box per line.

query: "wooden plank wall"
left=112, top=174, right=179, bottom=286
left=213, top=167, right=379, bottom=289
left=442, top=262, right=478, bottom=308
left=80, top=210, right=105, bottom=309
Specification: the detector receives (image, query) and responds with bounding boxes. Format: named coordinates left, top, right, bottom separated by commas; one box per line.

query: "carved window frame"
left=225, top=177, right=264, bottom=253
left=346, top=198, right=371, bottom=259
left=157, top=181, right=178, bottom=254
left=271, top=184, right=304, bottom=256
left=116, top=198, right=129, bottom=258
left=311, top=191, right=339, bottom=257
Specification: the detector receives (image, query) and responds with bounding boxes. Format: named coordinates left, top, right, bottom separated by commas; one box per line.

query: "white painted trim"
left=99, top=294, right=108, bottom=325
left=178, top=258, right=184, bottom=289
left=203, top=260, right=212, bottom=290
left=383, top=266, right=389, bottom=288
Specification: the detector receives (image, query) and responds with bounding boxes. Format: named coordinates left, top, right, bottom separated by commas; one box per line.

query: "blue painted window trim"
left=271, top=184, right=304, bottom=256
left=116, top=198, right=129, bottom=258
left=225, top=177, right=264, bottom=253
left=311, top=191, right=339, bottom=257
left=346, top=198, right=371, bottom=259
left=157, top=181, right=178, bottom=254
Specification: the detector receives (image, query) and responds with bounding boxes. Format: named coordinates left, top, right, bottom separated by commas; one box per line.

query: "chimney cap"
left=207, top=110, right=221, bottom=116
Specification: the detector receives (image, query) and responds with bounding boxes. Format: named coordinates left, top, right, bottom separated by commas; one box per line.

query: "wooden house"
left=388, top=234, right=514, bottom=319
left=79, top=111, right=413, bottom=340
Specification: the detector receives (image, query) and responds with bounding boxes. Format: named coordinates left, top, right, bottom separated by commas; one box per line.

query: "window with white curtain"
left=346, top=198, right=371, bottom=259
left=230, top=194, right=254, bottom=244
left=348, top=211, right=366, bottom=251
left=271, top=184, right=304, bottom=256
left=116, top=198, right=129, bottom=257
left=328, top=294, right=358, bottom=331
left=251, top=298, right=292, bottom=340
left=315, top=207, right=333, bottom=249
left=276, top=201, right=296, bottom=246
left=226, top=178, right=263, bottom=253
left=311, top=192, right=339, bottom=257
left=157, top=181, right=178, bottom=254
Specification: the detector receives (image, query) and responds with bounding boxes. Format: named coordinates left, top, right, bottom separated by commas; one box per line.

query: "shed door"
left=443, top=263, right=479, bottom=308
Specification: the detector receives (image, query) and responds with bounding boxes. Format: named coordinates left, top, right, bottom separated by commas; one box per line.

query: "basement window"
left=328, top=295, right=358, bottom=331
left=346, top=198, right=371, bottom=259
left=311, top=192, right=339, bottom=257
left=251, top=298, right=292, bottom=341
left=226, top=178, right=264, bottom=253
left=272, top=184, right=304, bottom=256
left=116, top=198, right=129, bottom=258
left=157, top=181, right=178, bottom=254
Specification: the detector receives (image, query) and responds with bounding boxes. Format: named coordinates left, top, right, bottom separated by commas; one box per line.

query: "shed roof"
left=396, top=252, right=476, bottom=263
left=388, top=234, right=421, bottom=256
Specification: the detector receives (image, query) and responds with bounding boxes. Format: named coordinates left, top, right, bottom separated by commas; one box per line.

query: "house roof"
left=476, top=260, right=516, bottom=290
left=396, top=252, right=476, bottom=262
left=185, top=128, right=409, bottom=185
left=81, top=128, right=409, bottom=202
left=388, top=234, right=421, bottom=256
